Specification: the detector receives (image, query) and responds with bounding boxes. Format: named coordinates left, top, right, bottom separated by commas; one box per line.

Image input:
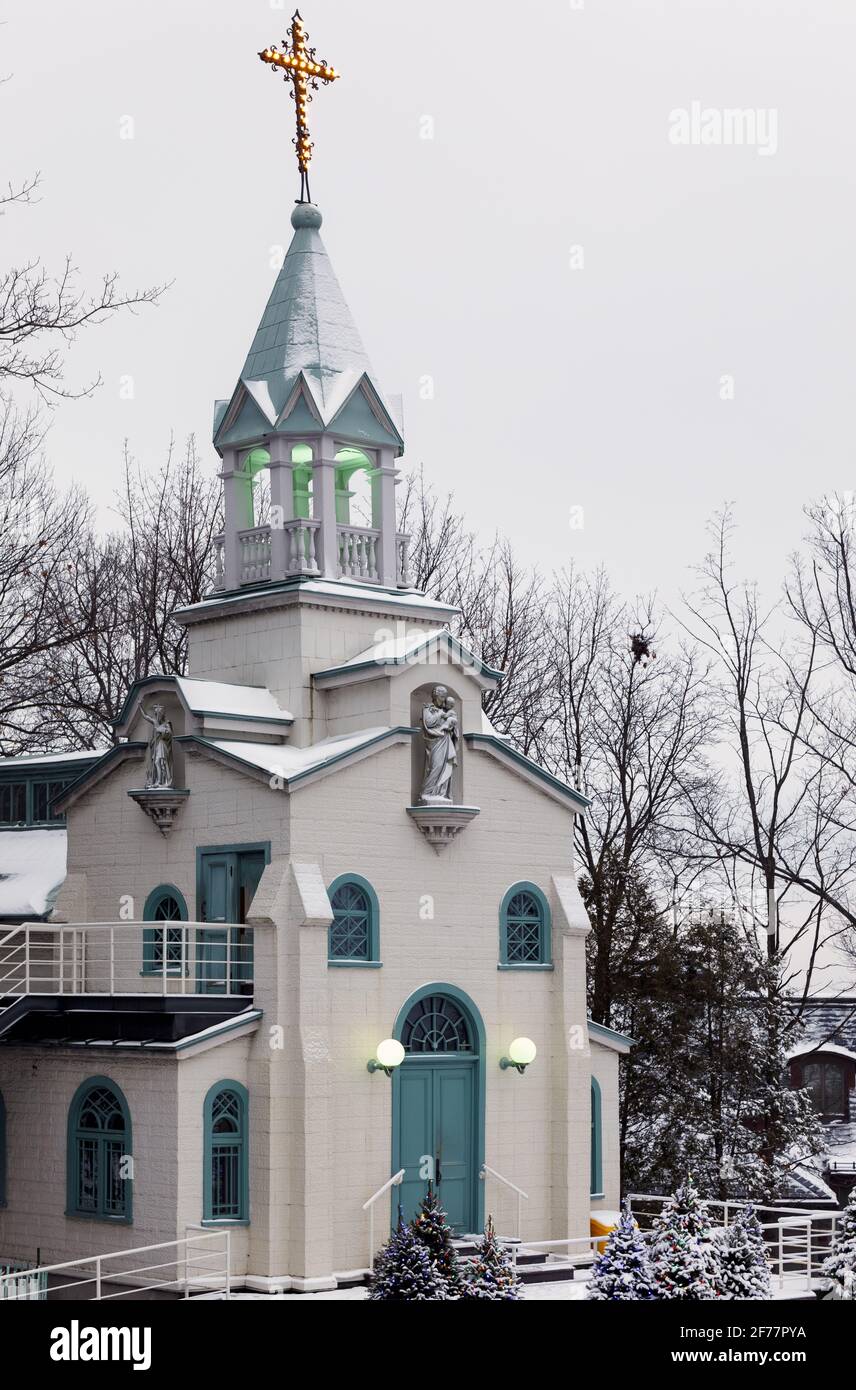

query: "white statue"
left=141, top=703, right=174, bottom=790
left=418, top=685, right=458, bottom=804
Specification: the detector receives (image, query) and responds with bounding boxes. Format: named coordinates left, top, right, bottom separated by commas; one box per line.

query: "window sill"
left=65, top=1210, right=133, bottom=1226
left=497, top=962, right=554, bottom=972
left=200, top=1218, right=250, bottom=1228
left=327, top=960, right=382, bottom=969
left=590, top=1192, right=605, bottom=1201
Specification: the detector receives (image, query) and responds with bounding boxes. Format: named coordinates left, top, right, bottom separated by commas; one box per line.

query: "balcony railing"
left=211, top=522, right=412, bottom=591
left=0, top=922, right=255, bottom=1000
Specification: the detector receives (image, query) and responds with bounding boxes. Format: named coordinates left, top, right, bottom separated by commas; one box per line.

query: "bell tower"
left=212, top=202, right=409, bottom=595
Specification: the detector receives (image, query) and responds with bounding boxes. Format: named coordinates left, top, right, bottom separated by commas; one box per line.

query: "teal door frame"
left=390, top=983, right=486, bottom=1234
left=195, top=842, right=270, bottom=994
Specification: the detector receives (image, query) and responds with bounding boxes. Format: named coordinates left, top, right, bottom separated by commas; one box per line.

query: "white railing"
left=0, top=1227, right=230, bottom=1301
left=238, top=525, right=272, bottom=584
left=362, top=1169, right=405, bottom=1269
left=396, top=532, right=412, bottom=586
left=338, top=524, right=380, bottom=582
left=0, top=922, right=255, bottom=999
left=212, top=535, right=225, bottom=590
left=627, top=1193, right=840, bottom=1291
left=284, top=517, right=321, bottom=575
left=480, top=1164, right=529, bottom=1240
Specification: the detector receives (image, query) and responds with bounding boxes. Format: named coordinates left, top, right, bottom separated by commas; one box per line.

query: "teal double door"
left=396, top=1057, right=478, bottom=1233
left=197, top=848, right=266, bottom=995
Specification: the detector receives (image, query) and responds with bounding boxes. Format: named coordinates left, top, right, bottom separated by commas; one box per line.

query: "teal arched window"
left=499, top=882, right=551, bottom=967
left=590, top=1078, right=603, bottom=1197
left=204, top=1081, right=249, bottom=1224
left=142, top=884, right=188, bottom=976
left=0, top=1090, right=6, bottom=1208
left=67, top=1078, right=132, bottom=1222
left=327, top=875, right=380, bottom=966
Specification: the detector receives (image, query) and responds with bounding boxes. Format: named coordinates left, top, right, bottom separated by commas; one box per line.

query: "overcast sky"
left=4, top=0, right=856, bottom=613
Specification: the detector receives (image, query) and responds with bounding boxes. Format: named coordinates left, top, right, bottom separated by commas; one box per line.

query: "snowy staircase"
left=452, top=1237, right=592, bottom=1286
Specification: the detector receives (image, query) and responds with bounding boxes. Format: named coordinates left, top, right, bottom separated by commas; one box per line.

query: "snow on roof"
left=0, top=748, right=107, bottom=768
left=207, top=726, right=395, bottom=782
left=175, top=677, right=293, bottom=723
left=177, top=577, right=459, bottom=622
left=0, top=828, right=67, bottom=919
left=313, top=628, right=503, bottom=688
left=333, top=627, right=451, bottom=669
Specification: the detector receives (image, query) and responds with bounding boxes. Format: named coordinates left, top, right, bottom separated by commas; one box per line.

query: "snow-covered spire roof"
left=214, top=203, right=403, bottom=452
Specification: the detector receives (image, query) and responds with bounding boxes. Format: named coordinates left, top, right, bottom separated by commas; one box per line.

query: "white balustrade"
left=284, top=518, right=321, bottom=575
left=396, top=532, right=412, bottom=587
left=212, top=535, right=225, bottom=591
left=337, top=525, right=380, bottom=581
left=238, top=525, right=272, bottom=584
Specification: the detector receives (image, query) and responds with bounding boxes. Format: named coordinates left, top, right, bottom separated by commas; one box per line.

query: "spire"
left=214, top=204, right=402, bottom=452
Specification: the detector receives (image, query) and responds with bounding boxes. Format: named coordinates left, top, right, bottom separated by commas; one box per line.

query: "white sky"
left=4, top=0, right=856, bottom=610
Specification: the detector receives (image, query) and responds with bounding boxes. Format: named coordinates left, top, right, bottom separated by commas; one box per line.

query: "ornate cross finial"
left=259, top=9, right=340, bottom=204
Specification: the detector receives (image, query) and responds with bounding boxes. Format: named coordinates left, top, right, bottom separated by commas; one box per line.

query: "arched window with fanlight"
left=327, top=874, right=380, bottom=966
left=203, top=1081, right=249, bottom=1224
left=66, top=1078, right=132, bottom=1222
left=499, top=882, right=552, bottom=968
left=142, top=885, right=188, bottom=977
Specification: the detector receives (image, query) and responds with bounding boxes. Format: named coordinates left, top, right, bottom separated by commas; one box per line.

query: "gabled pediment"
left=312, top=628, right=503, bottom=694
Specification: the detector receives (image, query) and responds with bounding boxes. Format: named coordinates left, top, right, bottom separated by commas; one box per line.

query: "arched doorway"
left=391, top=985, right=485, bottom=1234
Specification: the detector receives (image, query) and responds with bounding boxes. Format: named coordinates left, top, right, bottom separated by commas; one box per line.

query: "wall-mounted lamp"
left=367, top=1038, right=405, bottom=1076
left=500, top=1037, right=537, bottom=1074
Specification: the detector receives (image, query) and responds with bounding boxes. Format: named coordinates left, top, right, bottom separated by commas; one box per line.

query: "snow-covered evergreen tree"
left=587, top=1201, right=656, bottom=1300
left=649, top=1179, right=718, bottom=1299
left=716, top=1204, right=772, bottom=1299
left=410, top=1183, right=460, bottom=1289
left=368, top=1215, right=449, bottom=1300
left=458, top=1216, right=522, bottom=1300
left=822, top=1186, right=856, bottom=1299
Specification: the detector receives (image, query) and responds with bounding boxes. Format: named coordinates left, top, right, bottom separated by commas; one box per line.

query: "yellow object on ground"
left=590, top=1210, right=622, bottom=1254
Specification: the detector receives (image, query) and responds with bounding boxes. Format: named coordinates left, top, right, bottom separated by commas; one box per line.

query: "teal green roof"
left=215, top=204, right=402, bottom=452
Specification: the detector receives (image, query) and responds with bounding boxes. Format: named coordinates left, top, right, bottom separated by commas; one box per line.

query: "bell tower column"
left=373, top=446, right=400, bottom=587
left=267, top=436, right=296, bottom=581
left=220, top=448, right=254, bottom=590
left=314, top=433, right=340, bottom=580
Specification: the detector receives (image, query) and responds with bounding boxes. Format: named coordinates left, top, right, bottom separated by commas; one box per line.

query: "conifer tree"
left=368, top=1214, right=449, bottom=1301
left=410, top=1182, right=460, bottom=1288
left=717, top=1204, right=772, bottom=1300
left=587, top=1201, right=656, bottom=1300
left=649, top=1179, right=718, bottom=1299
left=822, top=1186, right=856, bottom=1299
left=458, top=1216, right=522, bottom=1300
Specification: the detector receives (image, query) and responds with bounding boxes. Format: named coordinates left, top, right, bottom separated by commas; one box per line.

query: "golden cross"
left=259, top=9, right=340, bottom=204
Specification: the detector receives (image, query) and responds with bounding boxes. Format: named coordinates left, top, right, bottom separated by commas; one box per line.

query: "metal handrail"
left=362, top=1169, right=405, bottom=1270
left=480, top=1163, right=529, bottom=1240
left=0, top=1228, right=231, bottom=1301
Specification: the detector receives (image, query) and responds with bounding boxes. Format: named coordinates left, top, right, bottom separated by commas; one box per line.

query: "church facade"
left=0, top=199, right=630, bottom=1292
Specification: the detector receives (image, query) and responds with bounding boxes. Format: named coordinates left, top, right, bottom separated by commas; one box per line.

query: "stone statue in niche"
left=418, top=685, right=459, bottom=804
left=141, top=703, right=174, bottom=790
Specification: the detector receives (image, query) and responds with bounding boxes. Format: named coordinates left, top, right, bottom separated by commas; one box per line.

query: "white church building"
left=0, top=193, right=631, bottom=1293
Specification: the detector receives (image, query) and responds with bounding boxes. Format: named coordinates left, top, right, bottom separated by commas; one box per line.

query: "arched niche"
left=410, top=681, right=463, bottom=805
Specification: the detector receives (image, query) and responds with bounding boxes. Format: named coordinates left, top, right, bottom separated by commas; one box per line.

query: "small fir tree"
left=587, top=1201, right=656, bottom=1300
left=411, top=1183, right=461, bottom=1288
left=822, top=1186, right=856, bottom=1300
left=458, top=1216, right=522, bottom=1300
left=649, top=1179, right=718, bottom=1300
left=368, top=1214, right=449, bottom=1301
left=716, top=1204, right=772, bottom=1300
